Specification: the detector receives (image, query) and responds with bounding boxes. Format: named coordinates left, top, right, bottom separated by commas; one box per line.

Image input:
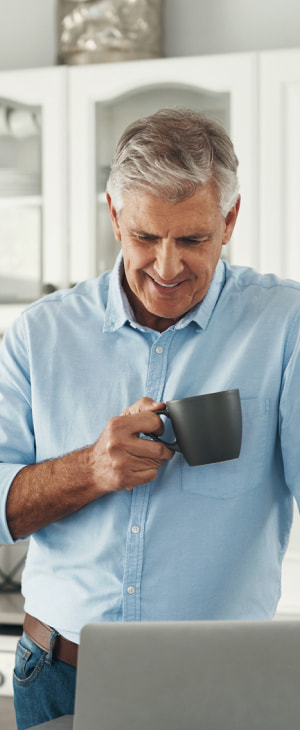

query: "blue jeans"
left=13, top=631, right=76, bottom=730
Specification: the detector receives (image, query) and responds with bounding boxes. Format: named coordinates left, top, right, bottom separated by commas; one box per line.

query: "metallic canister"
left=57, top=0, right=164, bottom=65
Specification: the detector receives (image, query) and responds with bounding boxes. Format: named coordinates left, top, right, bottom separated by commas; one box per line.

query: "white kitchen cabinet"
left=259, top=48, right=300, bottom=278
left=68, top=53, right=258, bottom=284
left=0, top=67, right=68, bottom=334
left=256, top=49, right=300, bottom=614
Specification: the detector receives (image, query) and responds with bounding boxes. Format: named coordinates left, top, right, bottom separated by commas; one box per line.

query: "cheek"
left=123, top=245, right=153, bottom=274
left=187, top=254, right=211, bottom=277
left=188, top=251, right=220, bottom=288
left=122, top=252, right=146, bottom=292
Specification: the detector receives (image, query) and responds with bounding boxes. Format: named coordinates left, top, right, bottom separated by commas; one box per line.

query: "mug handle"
left=147, top=407, right=181, bottom=453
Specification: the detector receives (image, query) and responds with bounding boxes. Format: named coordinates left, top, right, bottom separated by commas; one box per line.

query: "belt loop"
left=45, top=629, right=59, bottom=665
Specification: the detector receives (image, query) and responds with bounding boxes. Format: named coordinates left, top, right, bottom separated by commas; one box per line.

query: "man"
left=1, top=108, right=300, bottom=729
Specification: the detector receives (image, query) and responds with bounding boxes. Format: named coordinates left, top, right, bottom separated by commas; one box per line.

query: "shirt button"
left=131, top=525, right=140, bottom=534
left=155, top=346, right=163, bottom=354
left=127, top=586, right=135, bottom=594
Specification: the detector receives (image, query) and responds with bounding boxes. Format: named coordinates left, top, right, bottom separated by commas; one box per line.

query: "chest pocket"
left=181, top=398, right=272, bottom=499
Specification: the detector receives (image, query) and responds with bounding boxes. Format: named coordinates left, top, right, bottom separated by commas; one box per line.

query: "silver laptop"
left=73, top=620, right=300, bottom=730
left=31, top=620, right=300, bottom=730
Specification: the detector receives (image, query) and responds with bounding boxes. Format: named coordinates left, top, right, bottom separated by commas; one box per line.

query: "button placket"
left=122, top=487, right=149, bottom=621
left=145, top=331, right=175, bottom=404
left=122, top=330, right=175, bottom=622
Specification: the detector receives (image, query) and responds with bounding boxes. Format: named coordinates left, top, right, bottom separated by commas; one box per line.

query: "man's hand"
left=90, top=397, right=173, bottom=495
left=6, top=398, right=172, bottom=539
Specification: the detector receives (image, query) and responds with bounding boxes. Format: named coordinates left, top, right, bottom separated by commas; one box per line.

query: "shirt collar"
left=103, top=251, right=226, bottom=333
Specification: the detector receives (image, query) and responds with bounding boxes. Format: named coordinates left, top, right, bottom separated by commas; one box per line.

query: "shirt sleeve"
left=0, top=314, right=35, bottom=543
left=279, top=308, right=300, bottom=513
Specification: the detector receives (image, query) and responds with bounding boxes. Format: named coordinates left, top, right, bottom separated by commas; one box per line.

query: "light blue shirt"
left=1, top=252, right=300, bottom=642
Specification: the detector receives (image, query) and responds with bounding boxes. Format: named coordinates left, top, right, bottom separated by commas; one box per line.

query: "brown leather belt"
left=23, top=613, right=78, bottom=668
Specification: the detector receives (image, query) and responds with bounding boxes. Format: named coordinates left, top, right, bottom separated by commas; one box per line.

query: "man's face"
left=107, top=184, right=240, bottom=332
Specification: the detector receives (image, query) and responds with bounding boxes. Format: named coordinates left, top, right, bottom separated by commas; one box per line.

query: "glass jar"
left=57, top=0, right=164, bottom=65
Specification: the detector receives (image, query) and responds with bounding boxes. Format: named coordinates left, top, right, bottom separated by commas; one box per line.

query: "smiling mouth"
left=155, top=280, right=179, bottom=288
left=149, top=274, right=182, bottom=289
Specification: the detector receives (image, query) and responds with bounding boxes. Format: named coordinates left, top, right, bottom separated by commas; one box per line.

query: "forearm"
left=6, top=446, right=98, bottom=540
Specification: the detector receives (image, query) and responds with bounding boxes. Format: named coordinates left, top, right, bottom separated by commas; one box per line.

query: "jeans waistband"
left=23, top=613, right=78, bottom=668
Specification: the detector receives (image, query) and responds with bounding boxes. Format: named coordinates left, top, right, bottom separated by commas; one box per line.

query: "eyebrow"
left=131, top=229, right=157, bottom=237
left=179, top=234, right=212, bottom=241
left=130, top=229, right=212, bottom=240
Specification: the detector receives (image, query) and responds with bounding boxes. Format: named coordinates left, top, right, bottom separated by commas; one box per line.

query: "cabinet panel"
left=0, top=68, right=68, bottom=332
left=260, top=50, right=300, bottom=617
left=259, top=49, right=300, bottom=277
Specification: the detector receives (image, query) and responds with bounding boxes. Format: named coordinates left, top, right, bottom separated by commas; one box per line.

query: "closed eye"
left=179, top=236, right=210, bottom=245
left=133, top=232, right=158, bottom=243
left=130, top=231, right=211, bottom=245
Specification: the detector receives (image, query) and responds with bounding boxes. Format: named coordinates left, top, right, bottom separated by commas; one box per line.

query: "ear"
left=222, top=196, right=241, bottom=246
left=106, top=192, right=121, bottom=241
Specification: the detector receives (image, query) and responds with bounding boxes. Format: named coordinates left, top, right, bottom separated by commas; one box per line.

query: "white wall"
left=165, top=0, right=300, bottom=56
left=0, top=0, right=57, bottom=70
left=1, top=0, right=300, bottom=71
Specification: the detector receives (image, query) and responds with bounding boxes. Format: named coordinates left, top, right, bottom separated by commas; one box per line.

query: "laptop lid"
left=73, top=620, right=300, bottom=730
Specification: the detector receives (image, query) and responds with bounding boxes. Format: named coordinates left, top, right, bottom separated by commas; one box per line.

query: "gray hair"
left=106, top=108, right=239, bottom=217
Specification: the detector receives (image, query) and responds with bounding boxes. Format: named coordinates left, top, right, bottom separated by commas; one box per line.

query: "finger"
left=107, top=449, right=169, bottom=492
left=103, top=413, right=174, bottom=464
left=110, top=410, right=166, bottom=438
left=124, top=436, right=174, bottom=462
left=121, top=454, right=174, bottom=490
left=124, top=468, right=159, bottom=490
left=121, top=398, right=165, bottom=417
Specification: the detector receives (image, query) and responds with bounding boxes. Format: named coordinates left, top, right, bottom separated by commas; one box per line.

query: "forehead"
left=119, top=185, right=221, bottom=233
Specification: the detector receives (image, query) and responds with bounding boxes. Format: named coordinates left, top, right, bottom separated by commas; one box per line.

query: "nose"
left=153, top=240, right=184, bottom=281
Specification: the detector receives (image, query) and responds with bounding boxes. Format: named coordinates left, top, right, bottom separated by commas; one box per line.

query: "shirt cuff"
left=0, top=464, right=28, bottom=544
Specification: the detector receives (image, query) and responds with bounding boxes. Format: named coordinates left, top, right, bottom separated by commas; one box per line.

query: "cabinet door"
left=69, top=54, right=258, bottom=284
left=259, top=49, right=300, bottom=278
left=0, top=67, right=67, bottom=333
left=260, top=49, right=300, bottom=618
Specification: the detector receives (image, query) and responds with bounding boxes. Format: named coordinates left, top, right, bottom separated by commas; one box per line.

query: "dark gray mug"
left=148, top=389, right=242, bottom=467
